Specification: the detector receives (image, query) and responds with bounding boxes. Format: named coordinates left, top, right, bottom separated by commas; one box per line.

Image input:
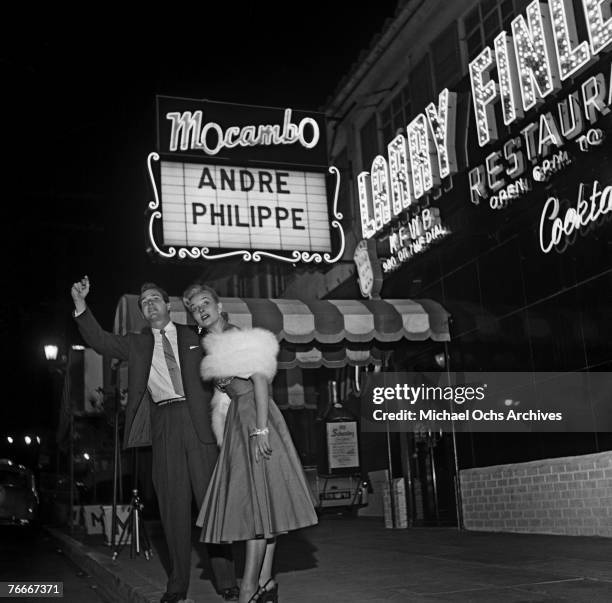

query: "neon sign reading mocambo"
left=166, top=108, right=320, bottom=156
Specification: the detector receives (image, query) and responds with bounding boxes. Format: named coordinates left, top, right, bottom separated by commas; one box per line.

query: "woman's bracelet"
left=249, top=427, right=269, bottom=438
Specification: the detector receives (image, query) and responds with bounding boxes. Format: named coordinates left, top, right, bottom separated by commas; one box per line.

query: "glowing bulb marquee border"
left=146, top=152, right=345, bottom=264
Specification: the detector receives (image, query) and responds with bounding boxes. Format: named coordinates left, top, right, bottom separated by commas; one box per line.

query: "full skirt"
left=196, top=377, right=318, bottom=543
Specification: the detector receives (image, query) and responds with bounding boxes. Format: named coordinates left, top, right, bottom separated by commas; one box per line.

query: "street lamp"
left=44, top=344, right=59, bottom=361
left=434, top=352, right=446, bottom=368
left=43, top=344, right=75, bottom=533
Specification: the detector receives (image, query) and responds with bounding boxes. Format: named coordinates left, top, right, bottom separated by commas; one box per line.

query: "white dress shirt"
left=74, top=307, right=184, bottom=402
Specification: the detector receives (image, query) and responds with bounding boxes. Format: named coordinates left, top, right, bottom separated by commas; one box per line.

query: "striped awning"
left=114, top=295, right=450, bottom=369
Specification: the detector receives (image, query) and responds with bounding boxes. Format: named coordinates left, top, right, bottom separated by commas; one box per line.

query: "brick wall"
left=460, top=450, right=612, bottom=537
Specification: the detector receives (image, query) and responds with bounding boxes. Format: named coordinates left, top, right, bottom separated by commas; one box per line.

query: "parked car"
left=0, top=459, right=39, bottom=526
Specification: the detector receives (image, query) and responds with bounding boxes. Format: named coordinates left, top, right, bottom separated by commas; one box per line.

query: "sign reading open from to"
left=147, top=96, right=344, bottom=264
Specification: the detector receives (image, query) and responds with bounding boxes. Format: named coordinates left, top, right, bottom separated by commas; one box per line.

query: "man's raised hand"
left=71, top=275, right=90, bottom=312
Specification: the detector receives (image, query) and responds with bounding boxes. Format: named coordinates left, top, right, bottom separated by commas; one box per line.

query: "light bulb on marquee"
left=424, top=89, right=458, bottom=179
left=387, top=134, right=413, bottom=215
left=511, top=0, right=560, bottom=112
left=407, top=113, right=440, bottom=199
left=370, top=155, right=391, bottom=228
left=470, top=46, right=499, bottom=147
left=495, top=31, right=524, bottom=125
left=550, top=0, right=591, bottom=81
left=582, top=0, right=612, bottom=55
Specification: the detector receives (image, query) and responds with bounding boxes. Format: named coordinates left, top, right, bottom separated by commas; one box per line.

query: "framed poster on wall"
left=326, top=421, right=360, bottom=472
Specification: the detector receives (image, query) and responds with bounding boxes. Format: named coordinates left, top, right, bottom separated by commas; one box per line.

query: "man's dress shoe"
left=220, top=586, right=240, bottom=601
left=160, top=592, right=186, bottom=603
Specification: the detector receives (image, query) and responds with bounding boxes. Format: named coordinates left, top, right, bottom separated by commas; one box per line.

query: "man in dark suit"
left=71, top=276, right=239, bottom=603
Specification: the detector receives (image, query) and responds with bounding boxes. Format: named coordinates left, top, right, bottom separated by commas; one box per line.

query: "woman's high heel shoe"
left=260, top=584, right=278, bottom=603
left=247, top=587, right=263, bottom=603
left=247, top=578, right=278, bottom=602
left=258, top=579, right=278, bottom=603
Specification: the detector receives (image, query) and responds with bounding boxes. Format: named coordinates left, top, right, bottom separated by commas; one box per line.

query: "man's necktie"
left=160, top=328, right=185, bottom=396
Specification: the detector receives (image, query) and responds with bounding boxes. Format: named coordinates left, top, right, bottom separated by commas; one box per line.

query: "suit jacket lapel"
left=141, top=327, right=154, bottom=381
left=177, top=324, right=187, bottom=374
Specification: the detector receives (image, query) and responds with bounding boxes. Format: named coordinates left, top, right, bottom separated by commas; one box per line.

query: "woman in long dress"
left=183, top=284, right=318, bottom=603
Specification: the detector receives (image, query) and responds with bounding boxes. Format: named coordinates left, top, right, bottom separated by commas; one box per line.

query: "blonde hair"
left=182, top=282, right=220, bottom=311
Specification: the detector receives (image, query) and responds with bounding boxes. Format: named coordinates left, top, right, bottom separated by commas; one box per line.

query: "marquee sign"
left=356, top=0, right=612, bottom=282
left=147, top=97, right=344, bottom=263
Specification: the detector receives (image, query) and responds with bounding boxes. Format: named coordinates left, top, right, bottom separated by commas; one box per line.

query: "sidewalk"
left=48, top=516, right=612, bottom=602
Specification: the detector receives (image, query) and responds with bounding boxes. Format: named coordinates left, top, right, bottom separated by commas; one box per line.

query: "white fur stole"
left=201, top=328, right=279, bottom=382
left=201, top=328, right=279, bottom=446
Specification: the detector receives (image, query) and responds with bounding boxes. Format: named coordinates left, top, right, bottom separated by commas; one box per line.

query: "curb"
left=45, top=527, right=164, bottom=603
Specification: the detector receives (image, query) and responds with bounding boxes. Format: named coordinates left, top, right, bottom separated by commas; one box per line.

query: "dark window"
left=410, top=54, right=434, bottom=112
left=481, top=0, right=498, bottom=15
left=381, top=122, right=393, bottom=145
left=400, top=83, right=412, bottom=122
left=380, top=83, right=412, bottom=146
left=465, top=6, right=480, bottom=33
left=359, top=114, right=379, bottom=170
left=391, top=95, right=404, bottom=118
left=483, top=12, right=499, bottom=46
left=431, top=22, right=461, bottom=92
left=463, top=0, right=530, bottom=61
left=467, top=30, right=483, bottom=60
left=501, top=0, right=514, bottom=28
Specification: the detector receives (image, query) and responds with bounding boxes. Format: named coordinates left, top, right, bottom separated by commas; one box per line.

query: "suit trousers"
left=150, top=400, right=235, bottom=595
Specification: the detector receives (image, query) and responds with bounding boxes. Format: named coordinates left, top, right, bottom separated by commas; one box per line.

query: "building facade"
left=285, top=0, right=612, bottom=530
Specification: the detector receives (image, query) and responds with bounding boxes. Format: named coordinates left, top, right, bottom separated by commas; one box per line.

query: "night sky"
left=2, top=4, right=399, bottom=431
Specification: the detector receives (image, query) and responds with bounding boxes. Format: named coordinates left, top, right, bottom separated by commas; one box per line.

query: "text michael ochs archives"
left=359, top=373, right=612, bottom=433
left=370, top=383, right=561, bottom=423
